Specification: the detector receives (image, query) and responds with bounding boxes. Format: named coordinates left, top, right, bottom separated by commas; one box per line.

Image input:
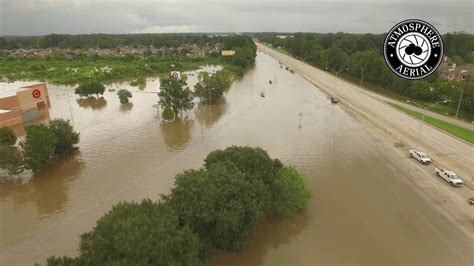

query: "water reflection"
left=119, top=102, right=134, bottom=112
left=160, top=118, right=194, bottom=150
left=0, top=154, right=84, bottom=218
left=194, top=98, right=228, bottom=128
left=77, top=97, right=107, bottom=110
left=209, top=214, right=309, bottom=266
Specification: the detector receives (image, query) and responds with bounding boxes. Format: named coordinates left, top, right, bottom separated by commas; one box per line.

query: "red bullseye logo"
left=32, top=89, right=41, bottom=99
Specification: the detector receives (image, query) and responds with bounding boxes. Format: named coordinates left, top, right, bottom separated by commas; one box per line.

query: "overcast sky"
left=0, top=0, right=472, bottom=35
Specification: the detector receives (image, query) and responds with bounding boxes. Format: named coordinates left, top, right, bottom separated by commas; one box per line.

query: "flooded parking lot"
left=1, top=53, right=472, bottom=265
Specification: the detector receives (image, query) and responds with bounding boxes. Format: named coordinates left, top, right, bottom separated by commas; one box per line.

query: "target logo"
left=32, top=89, right=42, bottom=99
left=384, top=19, right=443, bottom=80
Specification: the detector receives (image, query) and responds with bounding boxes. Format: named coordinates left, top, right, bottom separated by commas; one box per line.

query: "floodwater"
left=1, top=53, right=472, bottom=265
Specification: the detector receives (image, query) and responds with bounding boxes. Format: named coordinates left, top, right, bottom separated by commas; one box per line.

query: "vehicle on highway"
left=435, top=168, right=464, bottom=186
left=260, top=92, right=265, bottom=97
left=290, top=69, right=295, bottom=74
left=468, top=198, right=474, bottom=205
left=269, top=80, right=272, bottom=84
left=330, top=96, right=340, bottom=104
left=409, top=150, right=432, bottom=164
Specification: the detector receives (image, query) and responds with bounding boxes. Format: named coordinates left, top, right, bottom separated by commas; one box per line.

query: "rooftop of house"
left=0, top=81, right=43, bottom=98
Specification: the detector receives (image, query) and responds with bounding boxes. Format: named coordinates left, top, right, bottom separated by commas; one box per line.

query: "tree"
left=20, top=124, right=57, bottom=172
left=75, top=81, right=105, bottom=98
left=194, top=71, right=232, bottom=104
left=47, top=119, right=80, bottom=156
left=117, top=89, right=132, bottom=104
left=162, top=105, right=175, bottom=122
left=47, top=200, right=202, bottom=265
left=158, top=76, right=194, bottom=116
left=169, top=163, right=268, bottom=251
left=204, top=146, right=283, bottom=188
left=0, top=127, right=16, bottom=146
left=0, top=145, right=23, bottom=175
left=271, top=166, right=311, bottom=218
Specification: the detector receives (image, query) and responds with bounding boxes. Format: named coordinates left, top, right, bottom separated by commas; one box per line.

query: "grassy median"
left=390, top=104, right=474, bottom=143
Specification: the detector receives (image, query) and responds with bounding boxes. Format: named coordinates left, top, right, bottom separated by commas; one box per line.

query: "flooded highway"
left=1, top=52, right=472, bottom=265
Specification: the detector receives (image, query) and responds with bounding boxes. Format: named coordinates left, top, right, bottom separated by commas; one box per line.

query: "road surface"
left=258, top=43, right=474, bottom=240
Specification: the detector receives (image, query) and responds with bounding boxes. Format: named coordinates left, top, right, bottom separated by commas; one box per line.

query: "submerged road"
left=258, top=42, right=474, bottom=239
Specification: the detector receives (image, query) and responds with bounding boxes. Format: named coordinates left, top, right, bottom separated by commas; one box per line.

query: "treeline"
left=0, top=33, right=224, bottom=50
left=0, top=35, right=257, bottom=84
left=255, top=32, right=474, bottom=116
left=47, top=146, right=311, bottom=265
left=223, top=35, right=257, bottom=70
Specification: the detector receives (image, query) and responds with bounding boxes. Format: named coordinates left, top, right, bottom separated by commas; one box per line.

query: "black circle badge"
left=384, top=19, right=443, bottom=80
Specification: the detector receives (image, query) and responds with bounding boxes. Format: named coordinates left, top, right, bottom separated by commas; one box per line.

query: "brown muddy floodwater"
left=1, top=53, right=472, bottom=265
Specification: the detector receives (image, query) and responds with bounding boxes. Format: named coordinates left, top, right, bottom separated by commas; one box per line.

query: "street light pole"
left=452, top=86, right=464, bottom=118
left=417, top=100, right=449, bottom=142
left=355, top=65, right=364, bottom=86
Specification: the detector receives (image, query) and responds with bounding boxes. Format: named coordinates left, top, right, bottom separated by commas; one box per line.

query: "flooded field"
left=1, top=53, right=472, bottom=265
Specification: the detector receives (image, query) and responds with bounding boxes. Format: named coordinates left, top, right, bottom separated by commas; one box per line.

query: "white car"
left=409, top=149, right=432, bottom=164
left=435, top=168, right=464, bottom=187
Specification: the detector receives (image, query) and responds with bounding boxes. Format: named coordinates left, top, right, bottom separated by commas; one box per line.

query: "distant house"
left=437, top=56, right=473, bottom=81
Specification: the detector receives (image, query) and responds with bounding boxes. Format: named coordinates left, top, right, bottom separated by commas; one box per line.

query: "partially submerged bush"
left=48, top=200, right=202, bottom=265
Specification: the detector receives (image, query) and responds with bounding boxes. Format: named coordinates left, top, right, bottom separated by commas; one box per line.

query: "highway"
left=258, top=43, right=474, bottom=240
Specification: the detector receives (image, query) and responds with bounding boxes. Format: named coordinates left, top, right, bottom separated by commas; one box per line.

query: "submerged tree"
left=75, top=81, right=106, bottom=98
left=20, top=124, right=57, bottom=172
left=158, top=77, right=194, bottom=117
left=0, top=127, right=16, bottom=146
left=162, top=105, right=175, bottom=122
left=194, top=70, right=232, bottom=104
left=271, top=166, right=311, bottom=218
left=169, top=163, right=268, bottom=251
left=47, top=119, right=80, bottom=156
left=47, top=200, right=203, bottom=265
left=117, top=89, right=133, bottom=104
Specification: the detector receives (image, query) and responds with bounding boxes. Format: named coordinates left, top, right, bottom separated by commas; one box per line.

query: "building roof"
left=0, top=109, right=13, bottom=114
left=0, top=81, right=42, bottom=98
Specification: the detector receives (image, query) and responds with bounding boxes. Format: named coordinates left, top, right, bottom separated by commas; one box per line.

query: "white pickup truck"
left=409, top=150, right=432, bottom=164
left=435, top=168, right=464, bottom=186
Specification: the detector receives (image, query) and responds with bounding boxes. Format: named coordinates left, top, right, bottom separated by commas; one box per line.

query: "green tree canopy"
left=0, top=145, right=23, bottom=175
left=194, top=70, right=232, bottom=104
left=75, top=81, right=106, bottom=98
left=117, top=89, right=133, bottom=104
left=162, top=105, right=175, bottom=122
left=47, top=119, right=80, bottom=156
left=272, top=166, right=311, bottom=218
left=48, top=199, right=202, bottom=265
left=169, top=163, right=267, bottom=251
left=204, top=146, right=283, bottom=188
left=20, top=124, right=57, bottom=172
left=158, top=77, right=194, bottom=116
left=0, top=127, right=16, bottom=146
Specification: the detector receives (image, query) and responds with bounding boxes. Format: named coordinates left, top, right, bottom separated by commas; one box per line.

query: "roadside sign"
left=170, top=71, right=180, bottom=79
left=221, top=50, right=235, bottom=56
left=32, top=89, right=41, bottom=99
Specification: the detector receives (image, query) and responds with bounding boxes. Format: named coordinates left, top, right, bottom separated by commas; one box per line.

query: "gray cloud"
left=0, top=0, right=472, bottom=35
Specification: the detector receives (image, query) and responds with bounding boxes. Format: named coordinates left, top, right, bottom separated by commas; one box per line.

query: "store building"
left=0, top=82, right=50, bottom=127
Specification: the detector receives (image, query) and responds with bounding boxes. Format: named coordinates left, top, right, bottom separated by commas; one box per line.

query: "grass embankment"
left=390, top=103, right=474, bottom=143
left=0, top=56, right=243, bottom=85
